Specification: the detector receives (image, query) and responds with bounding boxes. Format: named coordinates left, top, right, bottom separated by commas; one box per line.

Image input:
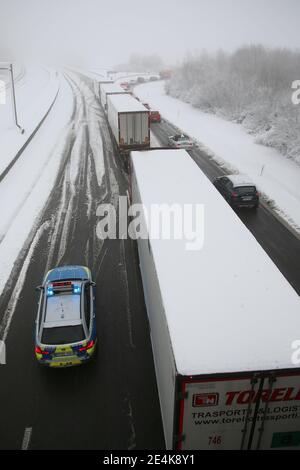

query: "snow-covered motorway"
left=0, top=71, right=164, bottom=449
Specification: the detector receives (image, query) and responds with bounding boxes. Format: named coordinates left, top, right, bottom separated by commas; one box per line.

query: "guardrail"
left=0, top=76, right=60, bottom=183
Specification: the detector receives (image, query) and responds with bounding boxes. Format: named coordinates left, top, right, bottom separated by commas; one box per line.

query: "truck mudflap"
left=175, top=371, right=300, bottom=450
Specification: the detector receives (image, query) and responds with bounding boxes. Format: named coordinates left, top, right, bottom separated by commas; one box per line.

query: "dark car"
left=213, top=175, right=259, bottom=209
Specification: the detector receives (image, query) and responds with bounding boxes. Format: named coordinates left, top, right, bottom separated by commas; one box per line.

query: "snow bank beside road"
left=0, top=65, right=60, bottom=176
left=135, top=81, right=300, bottom=233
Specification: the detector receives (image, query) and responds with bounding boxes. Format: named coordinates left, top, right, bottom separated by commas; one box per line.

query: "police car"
left=35, top=266, right=97, bottom=367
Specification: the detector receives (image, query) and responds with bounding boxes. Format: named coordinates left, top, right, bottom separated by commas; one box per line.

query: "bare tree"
left=168, top=45, right=300, bottom=165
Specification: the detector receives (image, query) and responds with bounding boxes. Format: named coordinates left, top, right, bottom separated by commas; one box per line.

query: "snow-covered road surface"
left=0, top=73, right=73, bottom=296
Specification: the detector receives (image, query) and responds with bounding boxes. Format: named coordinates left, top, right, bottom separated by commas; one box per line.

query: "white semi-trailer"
left=96, top=79, right=113, bottom=99
left=107, top=94, right=150, bottom=152
left=130, top=148, right=300, bottom=450
left=99, top=83, right=129, bottom=111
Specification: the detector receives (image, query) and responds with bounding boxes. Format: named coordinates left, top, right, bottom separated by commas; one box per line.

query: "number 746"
left=209, top=435, right=222, bottom=445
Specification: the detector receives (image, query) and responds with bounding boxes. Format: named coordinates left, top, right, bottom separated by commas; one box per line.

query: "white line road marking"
left=21, top=427, right=32, bottom=450
left=0, top=220, right=51, bottom=343
left=0, top=340, right=6, bottom=364
left=120, top=239, right=135, bottom=350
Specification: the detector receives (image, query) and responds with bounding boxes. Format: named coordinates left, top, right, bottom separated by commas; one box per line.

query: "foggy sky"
left=0, top=0, right=300, bottom=67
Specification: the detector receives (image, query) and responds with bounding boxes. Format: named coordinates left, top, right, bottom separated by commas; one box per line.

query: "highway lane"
left=151, top=119, right=300, bottom=295
left=0, top=72, right=164, bottom=450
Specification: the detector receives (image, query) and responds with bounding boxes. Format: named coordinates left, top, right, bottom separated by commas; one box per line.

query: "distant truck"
left=107, top=94, right=150, bottom=153
left=130, top=148, right=300, bottom=450
left=99, top=83, right=129, bottom=112
left=159, top=69, right=172, bottom=79
left=93, top=79, right=113, bottom=100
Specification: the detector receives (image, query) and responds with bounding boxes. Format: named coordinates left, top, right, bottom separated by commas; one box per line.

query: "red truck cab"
left=120, top=82, right=130, bottom=91
left=149, top=110, right=161, bottom=123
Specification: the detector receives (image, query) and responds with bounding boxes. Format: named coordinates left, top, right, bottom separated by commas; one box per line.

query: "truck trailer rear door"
left=251, top=372, right=300, bottom=450
left=177, top=372, right=300, bottom=450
